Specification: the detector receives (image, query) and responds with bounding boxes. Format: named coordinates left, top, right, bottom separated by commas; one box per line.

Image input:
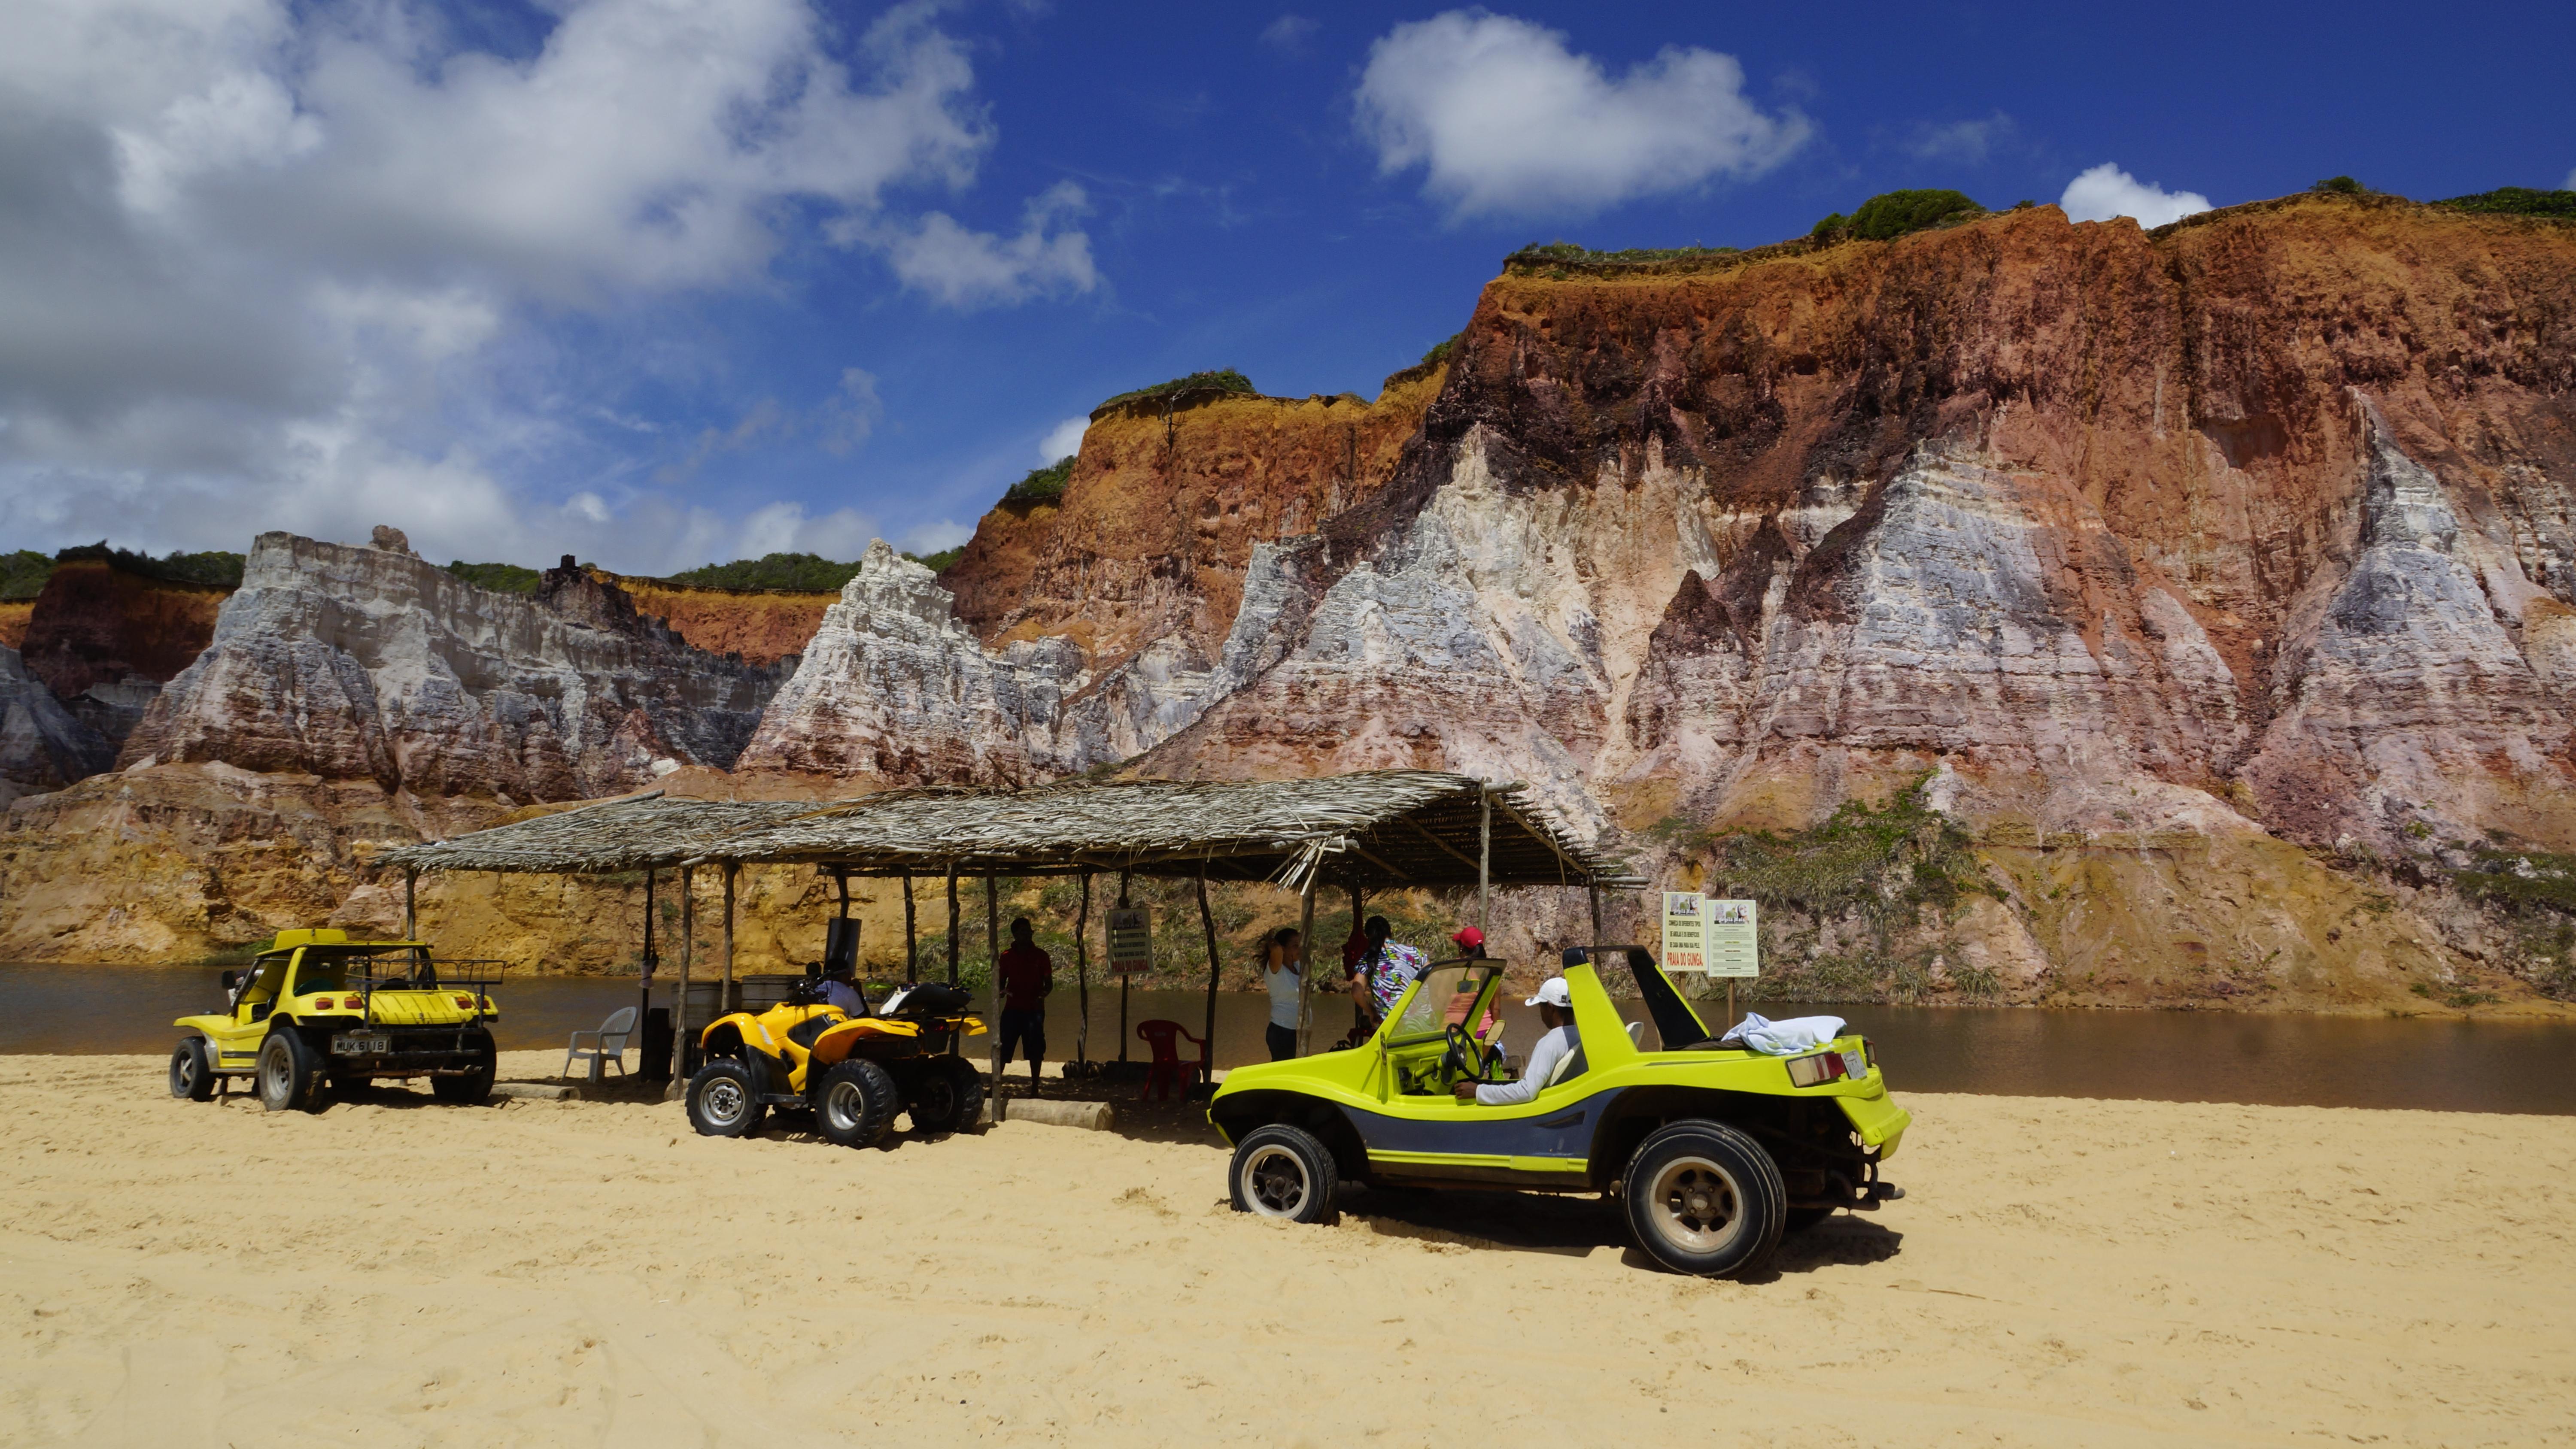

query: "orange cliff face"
left=941, top=366, right=1446, bottom=671
left=609, top=575, right=836, bottom=668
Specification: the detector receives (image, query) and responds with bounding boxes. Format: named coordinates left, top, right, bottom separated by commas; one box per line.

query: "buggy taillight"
left=454, top=994, right=476, bottom=1009
left=1785, top=1051, right=1849, bottom=1088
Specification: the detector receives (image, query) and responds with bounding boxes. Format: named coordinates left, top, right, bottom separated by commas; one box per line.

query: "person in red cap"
left=1449, top=925, right=1486, bottom=956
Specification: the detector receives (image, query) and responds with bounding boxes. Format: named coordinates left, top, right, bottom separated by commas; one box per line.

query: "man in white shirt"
left=818, top=963, right=868, bottom=1017
left=1454, top=976, right=1583, bottom=1106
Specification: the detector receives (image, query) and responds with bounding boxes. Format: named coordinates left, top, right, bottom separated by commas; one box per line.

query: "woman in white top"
left=1260, top=927, right=1304, bottom=1060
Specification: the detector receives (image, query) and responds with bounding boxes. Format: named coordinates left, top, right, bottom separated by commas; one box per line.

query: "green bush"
left=1505, top=241, right=1742, bottom=267
left=0, top=549, right=53, bottom=601
left=1002, top=456, right=1075, bottom=508
left=1810, top=212, right=1846, bottom=237
left=1097, top=370, right=1255, bottom=410
left=1417, top=333, right=1460, bottom=369
left=2312, top=175, right=2365, bottom=194
left=2456, top=850, right=2576, bottom=915
left=2436, top=187, right=2576, bottom=218
left=444, top=561, right=544, bottom=595
left=54, top=543, right=244, bottom=589
left=905, top=546, right=965, bottom=573
left=664, top=552, right=864, bottom=592
left=1845, top=189, right=1985, bottom=241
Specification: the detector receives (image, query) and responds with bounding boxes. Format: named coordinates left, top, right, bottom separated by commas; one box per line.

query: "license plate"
left=332, top=1034, right=390, bottom=1055
left=1842, top=1049, right=1867, bottom=1080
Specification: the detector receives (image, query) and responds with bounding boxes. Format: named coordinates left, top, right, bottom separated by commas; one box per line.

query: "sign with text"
left=1659, top=891, right=1707, bottom=972
left=1106, top=907, right=1153, bottom=976
left=1706, top=898, right=1760, bottom=979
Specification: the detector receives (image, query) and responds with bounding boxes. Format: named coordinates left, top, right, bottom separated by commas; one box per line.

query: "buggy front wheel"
left=1229, top=1124, right=1337, bottom=1224
left=169, top=1037, right=216, bottom=1101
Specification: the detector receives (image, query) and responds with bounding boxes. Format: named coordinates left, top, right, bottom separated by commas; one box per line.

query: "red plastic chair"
left=1135, top=1019, right=1210, bottom=1102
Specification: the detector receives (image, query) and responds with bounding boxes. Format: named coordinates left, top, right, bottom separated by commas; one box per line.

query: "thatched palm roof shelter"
left=382, top=771, right=1638, bottom=1097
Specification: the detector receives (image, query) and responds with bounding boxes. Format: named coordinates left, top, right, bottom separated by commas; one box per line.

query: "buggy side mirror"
left=219, top=970, right=238, bottom=992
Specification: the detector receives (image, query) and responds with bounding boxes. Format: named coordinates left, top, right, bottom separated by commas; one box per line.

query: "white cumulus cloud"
left=1039, top=415, right=1088, bottom=462
left=1354, top=11, right=1808, bottom=221
left=0, top=0, right=1088, bottom=573
left=2059, top=163, right=2213, bottom=228
left=867, top=181, right=1098, bottom=308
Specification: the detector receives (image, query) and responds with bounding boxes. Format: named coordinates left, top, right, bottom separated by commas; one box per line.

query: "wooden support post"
left=1116, top=870, right=1132, bottom=1064
left=669, top=866, right=694, bottom=1096
left=639, top=867, right=656, bottom=1043
left=1588, top=883, right=1603, bottom=947
left=721, top=863, right=737, bottom=1015
left=902, top=872, right=917, bottom=981
left=1294, top=875, right=1318, bottom=1058
left=1477, top=787, right=1492, bottom=942
left=985, top=873, right=1003, bottom=1118
left=1349, top=882, right=1366, bottom=1039
left=835, top=871, right=850, bottom=918
left=946, top=867, right=960, bottom=987
left=1195, top=873, right=1221, bottom=1089
left=1075, top=871, right=1092, bottom=1067
left=403, top=867, right=418, bottom=940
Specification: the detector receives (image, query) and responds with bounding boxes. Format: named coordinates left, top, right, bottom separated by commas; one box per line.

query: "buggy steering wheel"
left=1441, top=1024, right=1496, bottom=1085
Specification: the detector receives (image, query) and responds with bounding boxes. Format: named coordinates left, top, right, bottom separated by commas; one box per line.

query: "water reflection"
left=10, top=964, right=2571, bottom=1116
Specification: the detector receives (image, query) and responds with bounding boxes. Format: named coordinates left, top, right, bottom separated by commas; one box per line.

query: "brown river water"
left=9, top=962, right=2573, bottom=1114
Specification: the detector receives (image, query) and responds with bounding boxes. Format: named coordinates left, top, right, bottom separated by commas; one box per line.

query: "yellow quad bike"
left=686, top=976, right=987, bottom=1146
left=169, top=929, right=501, bottom=1113
left=1208, top=948, right=1911, bottom=1279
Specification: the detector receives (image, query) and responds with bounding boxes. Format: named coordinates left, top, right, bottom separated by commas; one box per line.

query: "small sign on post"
left=1660, top=891, right=1707, bottom=971
left=1106, top=906, right=1153, bottom=976
left=1707, top=899, right=1759, bottom=978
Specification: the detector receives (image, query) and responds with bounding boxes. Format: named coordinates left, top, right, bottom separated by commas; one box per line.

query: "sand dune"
left=3, top=1052, right=2572, bottom=1446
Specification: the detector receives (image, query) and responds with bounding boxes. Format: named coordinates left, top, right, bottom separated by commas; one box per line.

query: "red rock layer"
left=609, top=575, right=835, bottom=667
left=942, top=367, right=1446, bottom=670
left=18, top=560, right=228, bottom=700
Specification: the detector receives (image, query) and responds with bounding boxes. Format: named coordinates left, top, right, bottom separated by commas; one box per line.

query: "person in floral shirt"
left=1349, top=915, right=1428, bottom=1027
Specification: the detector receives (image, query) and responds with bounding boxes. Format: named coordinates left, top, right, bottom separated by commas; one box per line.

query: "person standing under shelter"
left=995, top=916, right=1053, bottom=1094
left=1352, top=915, right=1428, bottom=1027
left=1258, top=927, right=1303, bottom=1061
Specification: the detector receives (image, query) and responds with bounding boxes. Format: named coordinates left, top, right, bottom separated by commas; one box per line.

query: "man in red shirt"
left=994, top=916, right=1054, bottom=1094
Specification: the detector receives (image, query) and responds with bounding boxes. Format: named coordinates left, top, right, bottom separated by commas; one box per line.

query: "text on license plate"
left=332, top=1034, right=390, bottom=1055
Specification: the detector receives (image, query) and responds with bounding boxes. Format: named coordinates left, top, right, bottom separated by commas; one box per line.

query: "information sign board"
left=1106, top=907, right=1153, bottom=976
left=1706, top=898, right=1760, bottom=979
left=1659, top=891, right=1707, bottom=972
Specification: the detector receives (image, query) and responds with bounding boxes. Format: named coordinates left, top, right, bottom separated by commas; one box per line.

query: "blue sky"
left=2, top=0, right=2570, bottom=575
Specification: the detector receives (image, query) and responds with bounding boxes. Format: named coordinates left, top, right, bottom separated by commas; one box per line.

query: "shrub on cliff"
left=905, top=546, right=965, bottom=573
left=445, top=561, right=542, bottom=595
left=52, top=543, right=243, bottom=590
left=1096, top=370, right=1255, bottom=410
left=1002, top=456, right=1075, bottom=508
left=1826, top=189, right=1987, bottom=242
left=664, top=552, right=865, bottom=592
left=0, top=549, right=53, bottom=600
left=2437, top=186, right=2576, bottom=218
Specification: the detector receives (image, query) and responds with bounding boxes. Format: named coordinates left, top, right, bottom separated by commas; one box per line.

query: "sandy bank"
left=2, top=1053, right=2571, bottom=1446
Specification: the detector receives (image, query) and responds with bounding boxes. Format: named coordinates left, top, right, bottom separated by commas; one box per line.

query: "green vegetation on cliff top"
left=1002, top=455, right=1075, bottom=508
left=2436, top=186, right=2576, bottom=218
left=0, top=550, right=52, bottom=601
left=663, top=552, right=864, bottom=593
left=444, top=560, right=543, bottom=595
left=1814, top=189, right=1987, bottom=242
left=55, top=543, right=245, bottom=590
left=1096, top=369, right=1255, bottom=410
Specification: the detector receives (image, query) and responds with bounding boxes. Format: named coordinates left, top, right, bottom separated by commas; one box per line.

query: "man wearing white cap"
left=1453, top=975, right=1583, bottom=1106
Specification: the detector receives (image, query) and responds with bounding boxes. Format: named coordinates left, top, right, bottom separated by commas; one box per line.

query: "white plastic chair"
left=565, top=1006, right=638, bottom=1082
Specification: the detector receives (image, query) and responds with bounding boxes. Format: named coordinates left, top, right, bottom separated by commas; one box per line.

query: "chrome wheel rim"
left=173, top=1047, right=198, bottom=1094
left=1242, top=1144, right=1310, bottom=1218
left=699, top=1076, right=747, bottom=1128
left=823, top=1079, right=864, bottom=1133
left=259, top=1041, right=292, bottom=1102
left=1648, top=1154, right=1744, bottom=1254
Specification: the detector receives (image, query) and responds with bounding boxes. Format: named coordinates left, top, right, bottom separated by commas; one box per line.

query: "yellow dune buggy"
left=169, top=928, right=500, bottom=1112
left=686, top=975, right=986, bottom=1146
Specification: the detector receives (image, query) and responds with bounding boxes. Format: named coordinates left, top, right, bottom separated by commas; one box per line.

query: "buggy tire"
left=687, top=1059, right=765, bottom=1137
left=256, top=1027, right=328, bottom=1113
left=1622, top=1119, right=1785, bottom=1278
left=1784, top=1206, right=1834, bottom=1234
left=169, top=1037, right=216, bottom=1102
left=816, top=1059, right=899, bottom=1148
left=431, top=1030, right=496, bottom=1105
left=909, top=1058, right=983, bottom=1134
left=1229, top=1123, right=1338, bottom=1224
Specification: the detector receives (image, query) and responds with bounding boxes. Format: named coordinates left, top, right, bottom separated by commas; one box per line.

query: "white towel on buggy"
left=1718, top=1012, right=1846, bottom=1055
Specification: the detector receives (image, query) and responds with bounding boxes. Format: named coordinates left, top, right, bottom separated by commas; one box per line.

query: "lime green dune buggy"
left=168, top=929, right=500, bottom=1113
left=1208, top=949, right=1910, bottom=1278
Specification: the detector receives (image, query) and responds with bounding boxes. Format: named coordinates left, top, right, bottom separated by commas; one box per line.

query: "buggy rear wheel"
left=1229, top=1124, right=1337, bottom=1224
left=169, top=1037, right=216, bottom=1101
left=816, top=1059, right=898, bottom=1148
left=687, top=1059, right=765, bottom=1137
left=431, top=1030, right=496, bottom=1105
left=908, top=1058, right=983, bottom=1134
left=1622, top=1120, right=1785, bottom=1278
left=257, top=1028, right=328, bottom=1113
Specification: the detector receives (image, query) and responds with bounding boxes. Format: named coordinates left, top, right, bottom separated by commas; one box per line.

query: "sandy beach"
left=4, top=1053, right=2572, bottom=1446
